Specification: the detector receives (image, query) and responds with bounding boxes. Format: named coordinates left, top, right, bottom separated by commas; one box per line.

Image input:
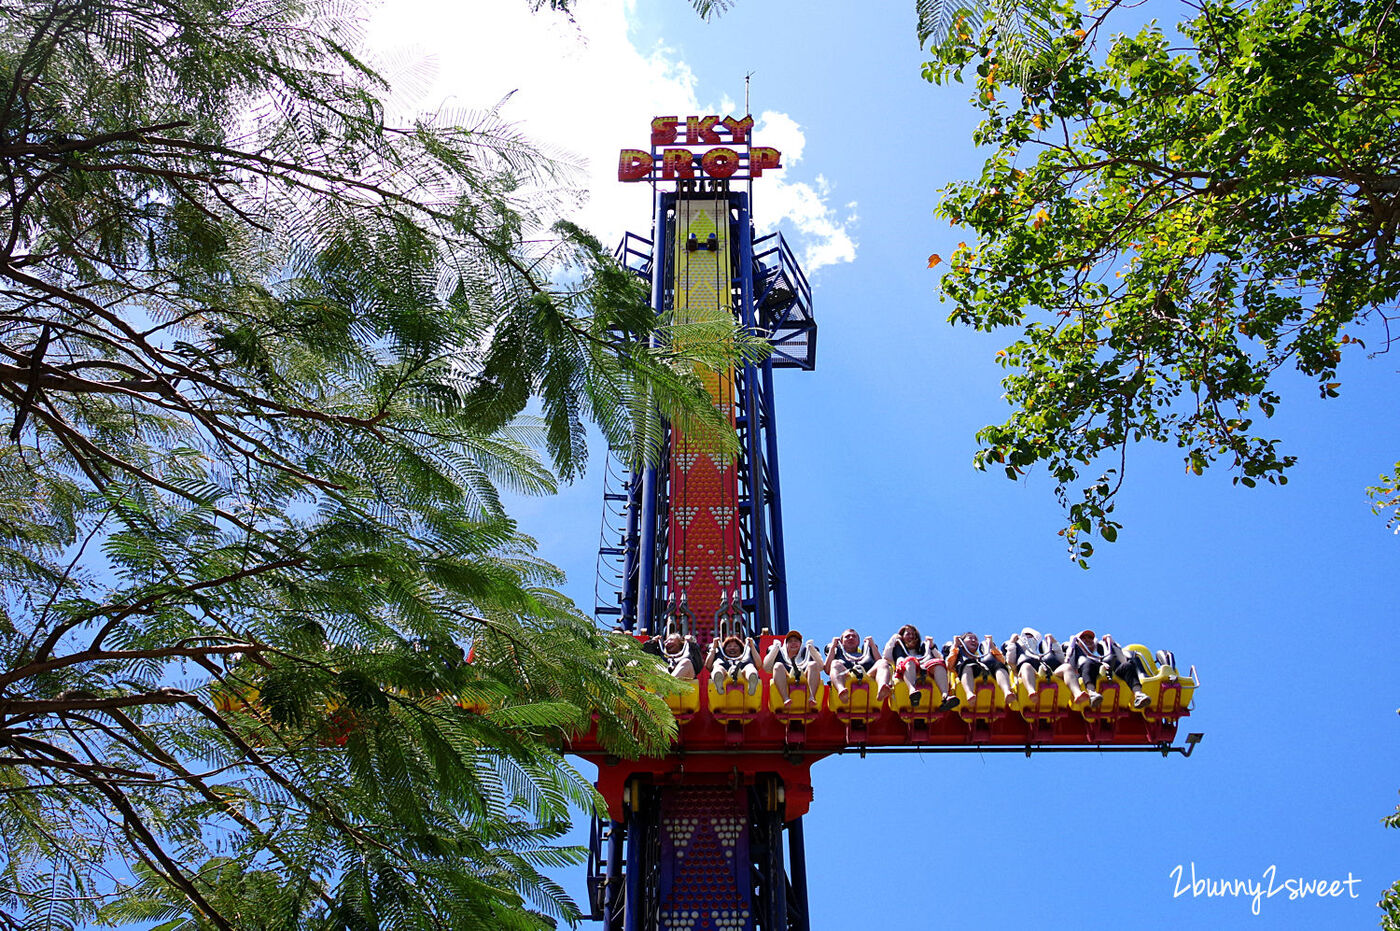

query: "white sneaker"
left=1088, top=691, right=1103, bottom=710
left=1133, top=691, right=1150, bottom=709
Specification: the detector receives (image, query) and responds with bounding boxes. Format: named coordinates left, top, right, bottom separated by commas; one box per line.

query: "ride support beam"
left=758, top=359, right=790, bottom=634
left=785, top=818, right=810, bottom=931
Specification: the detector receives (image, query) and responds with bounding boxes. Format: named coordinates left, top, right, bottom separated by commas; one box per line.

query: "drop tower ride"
left=567, top=113, right=1199, bottom=931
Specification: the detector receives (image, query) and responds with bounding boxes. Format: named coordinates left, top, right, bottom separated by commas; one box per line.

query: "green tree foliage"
left=1384, top=799, right=1400, bottom=929
left=685, top=0, right=731, bottom=18
left=917, top=0, right=1055, bottom=84
left=924, top=0, right=1398, bottom=564
left=0, top=0, right=755, bottom=927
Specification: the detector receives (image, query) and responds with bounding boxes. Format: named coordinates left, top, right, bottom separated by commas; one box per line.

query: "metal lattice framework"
left=596, top=182, right=813, bottom=642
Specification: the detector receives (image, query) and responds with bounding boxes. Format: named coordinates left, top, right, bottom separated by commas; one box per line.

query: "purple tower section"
left=658, top=788, right=752, bottom=931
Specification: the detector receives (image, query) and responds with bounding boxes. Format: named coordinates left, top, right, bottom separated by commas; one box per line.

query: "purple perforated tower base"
left=658, top=788, right=753, bottom=931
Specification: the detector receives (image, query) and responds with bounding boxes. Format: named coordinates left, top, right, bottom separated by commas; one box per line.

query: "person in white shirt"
left=763, top=630, right=823, bottom=707
left=1003, top=627, right=1065, bottom=700
left=882, top=624, right=958, bottom=711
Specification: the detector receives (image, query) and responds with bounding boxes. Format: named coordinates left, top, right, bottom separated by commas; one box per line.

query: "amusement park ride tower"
left=568, top=115, right=1200, bottom=931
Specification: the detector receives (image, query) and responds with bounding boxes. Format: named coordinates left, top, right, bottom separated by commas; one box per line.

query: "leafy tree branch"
left=925, top=0, right=1398, bottom=563
left=0, top=0, right=732, bottom=927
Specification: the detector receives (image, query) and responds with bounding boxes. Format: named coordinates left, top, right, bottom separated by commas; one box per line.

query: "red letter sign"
left=651, top=117, right=679, bottom=146
left=662, top=148, right=696, bottom=179
left=618, top=149, right=654, bottom=181
left=620, top=117, right=781, bottom=184
left=721, top=115, right=754, bottom=144
left=700, top=147, right=739, bottom=179
left=750, top=147, right=782, bottom=177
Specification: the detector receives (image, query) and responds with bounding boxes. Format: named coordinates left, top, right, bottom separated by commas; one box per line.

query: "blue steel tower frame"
left=595, top=189, right=815, bottom=640
left=587, top=181, right=817, bottom=931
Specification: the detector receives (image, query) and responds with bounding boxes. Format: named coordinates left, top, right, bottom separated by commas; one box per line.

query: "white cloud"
left=755, top=110, right=805, bottom=166
left=365, top=0, right=854, bottom=271
left=757, top=174, right=858, bottom=272
left=751, top=110, right=857, bottom=273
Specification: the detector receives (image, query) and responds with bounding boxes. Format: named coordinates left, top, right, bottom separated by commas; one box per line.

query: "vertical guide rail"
left=759, top=360, right=791, bottom=634
left=606, top=819, right=626, bottom=931
left=749, top=779, right=786, bottom=931
left=623, top=805, right=642, bottom=931
left=785, top=818, right=810, bottom=931
left=635, top=197, right=672, bottom=633
left=623, top=783, right=661, bottom=931
left=618, top=464, right=642, bottom=628
left=734, top=193, right=773, bottom=635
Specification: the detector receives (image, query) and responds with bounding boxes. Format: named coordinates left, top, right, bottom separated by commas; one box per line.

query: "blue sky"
left=375, top=0, right=1398, bottom=925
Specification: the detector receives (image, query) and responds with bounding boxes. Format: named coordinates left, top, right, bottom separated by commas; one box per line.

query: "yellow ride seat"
left=708, top=673, right=762, bottom=717
left=827, top=675, right=880, bottom=719
left=1127, top=644, right=1195, bottom=714
left=211, top=682, right=259, bottom=715
left=956, top=677, right=1017, bottom=719
left=769, top=680, right=824, bottom=719
left=1016, top=673, right=1072, bottom=719
left=664, top=678, right=702, bottom=717
left=1087, top=674, right=1131, bottom=713
left=890, top=680, right=945, bottom=718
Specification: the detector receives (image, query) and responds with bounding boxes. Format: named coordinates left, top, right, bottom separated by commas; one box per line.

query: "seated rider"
left=881, top=624, right=958, bottom=711
left=1155, top=647, right=1180, bottom=682
left=763, top=630, right=823, bottom=708
left=1061, top=629, right=1106, bottom=709
left=706, top=634, right=761, bottom=695
left=1003, top=627, right=1066, bottom=700
left=948, top=631, right=1015, bottom=709
left=652, top=631, right=701, bottom=680
left=1100, top=633, right=1152, bottom=709
left=824, top=629, right=879, bottom=702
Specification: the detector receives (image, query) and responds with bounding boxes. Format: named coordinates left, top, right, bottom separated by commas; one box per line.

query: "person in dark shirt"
left=652, top=631, right=701, bottom=680
left=1099, top=633, right=1152, bottom=709
left=706, top=634, right=760, bottom=695
left=948, top=631, right=1015, bottom=709
left=824, top=628, right=879, bottom=702
left=1061, top=629, right=1105, bottom=709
